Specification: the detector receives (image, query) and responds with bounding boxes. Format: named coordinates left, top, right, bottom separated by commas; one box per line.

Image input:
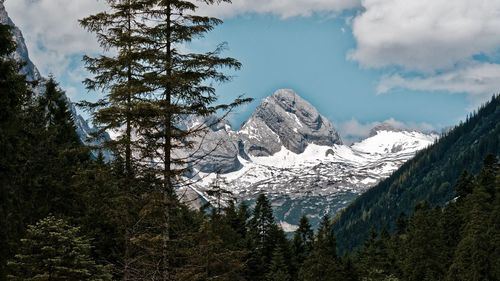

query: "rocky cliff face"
left=0, top=2, right=100, bottom=144
left=183, top=90, right=438, bottom=230
left=0, top=0, right=40, bottom=82
left=182, top=115, right=241, bottom=174
left=239, top=89, right=342, bottom=156
left=184, top=89, right=344, bottom=174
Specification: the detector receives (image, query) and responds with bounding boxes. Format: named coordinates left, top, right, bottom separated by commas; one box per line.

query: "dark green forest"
left=1, top=0, right=500, bottom=280
left=334, top=93, right=500, bottom=253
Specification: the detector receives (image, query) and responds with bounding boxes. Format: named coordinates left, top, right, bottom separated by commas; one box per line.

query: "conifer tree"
left=0, top=23, right=30, bottom=280
left=266, top=246, right=291, bottom=281
left=358, top=228, right=399, bottom=280
left=135, top=0, right=251, bottom=191
left=489, top=162, right=500, bottom=280
left=82, top=1, right=251, bottom=279
left=292, top=215, right=314, bottom=278
left=224, top=200, right=249, bottom=240
left=447, top=158, right=497, bottom=281
left=71, top=154, right=136, bottom=279
left=403, top=204, right=446, bottom=281
left=80, top=0, right=149, bottom=177
left=299, top=215, right=344, bottom=281
left=7, top=216, right=112, bottom=281
left=247, top=194, right=281, bottom=280
left=455, top=170, right=474, bottom=200
left=22, top=78, right=88, bottom=218
left=40, top=77, right=81, bottom=145
left=177, top=212, right=246, bottom=281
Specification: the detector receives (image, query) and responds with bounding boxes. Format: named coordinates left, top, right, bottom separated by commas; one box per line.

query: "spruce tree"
left=7, top=216, right=112, bottom=281
left=298, top=215, right=344, bottom=281
left=247, top=194, right=279, bottom=280
left=358, top=228, right=399, bottom=280
left=0, top=23, right=30, bottom=280
left=403, top=204, right=446, bottom=281
left=292, top=215, right=314, bottom=278
left=80, top=0, right=149, bottom=177
left=39, top=77, right=81, bottom=145
left=22, top=78, right=88, bottom=218
left=455, top=170, right=474, bottom=200
left=447, top=159, right=496, bottom=281
left=489, top=163, right=500, bottom=280
left=177, top=213, right=246, bottom=281
left=134, top=0, right=251, bottom=191
left=266, top=246, right=291, bottom=281
left=81, top=1, right=251, bottom=279
left=223, top=200, right=249, bottom=241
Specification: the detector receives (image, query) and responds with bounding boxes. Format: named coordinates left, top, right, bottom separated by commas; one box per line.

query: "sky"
left=4, top=0, right=500, bottom=142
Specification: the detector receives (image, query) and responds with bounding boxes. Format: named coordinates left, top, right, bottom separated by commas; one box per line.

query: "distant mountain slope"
left=333, top=95, right=500, bottom=253
left=239, top=89, right=343, bottom=156
left=186, top=89, right=437, bottom=229
left=0, top=1, right=99, bottom=144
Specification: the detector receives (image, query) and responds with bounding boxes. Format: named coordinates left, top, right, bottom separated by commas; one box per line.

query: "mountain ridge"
left=333, top=94, right=500, bottom=252
left=183, top=90, right=438, bottom=229
left=0, top=2, right=98, bottom=144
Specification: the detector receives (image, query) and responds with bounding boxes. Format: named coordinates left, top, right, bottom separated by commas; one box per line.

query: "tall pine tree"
left=0, top=23, right=31, bottom=280
left=7, top=216, right=112, bottom=281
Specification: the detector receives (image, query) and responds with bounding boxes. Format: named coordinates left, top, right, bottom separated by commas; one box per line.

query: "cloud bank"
left=348, top=0, right=500, bottom=98
left=4, top=0, right=105, bottom=79
left=349, top=0, right=500, bottom=72
left=198, top=0, right=361, bottom=18
left=6, top=0, right=500, bottom=102
left=377, top=63, right=500, bottom=97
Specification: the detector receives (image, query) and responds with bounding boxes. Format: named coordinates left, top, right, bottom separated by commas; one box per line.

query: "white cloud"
left=4, top=0, right=106, bottom=77
left=348, top=0, right=500, bottom=72
left=4, top=0, right=360, bottom=77
left=377, top=63, right=500, bottom=97
left=338, top=118, right=436, bottom=144
left=198, top=0, right=361, bottom=19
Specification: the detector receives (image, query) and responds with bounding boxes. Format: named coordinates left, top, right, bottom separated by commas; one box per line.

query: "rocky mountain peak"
left=0, top=2, right=102, bottom=144
left=239, top=89, right=342, bottom=156
left=0, top=1, right=41, bottom=82
left=368, top=123, right=404, bottom=137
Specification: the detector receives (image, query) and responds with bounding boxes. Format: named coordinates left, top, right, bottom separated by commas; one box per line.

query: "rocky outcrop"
left=239, top=89, right=342, bottom=156
left=0, top=0, right=41, bottom=82
left=181, top=115, right=242, bottom=174
left=0, top=2, right=103, bottom=145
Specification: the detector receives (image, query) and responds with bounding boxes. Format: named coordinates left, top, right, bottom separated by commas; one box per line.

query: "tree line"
left=1, top=0, right=499, bottom=280
left=334, top=93, right=500, bottom=253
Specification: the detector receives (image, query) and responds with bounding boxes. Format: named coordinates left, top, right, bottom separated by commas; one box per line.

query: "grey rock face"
left=0, top=1, right=41, bottom=82
left=368, top=123, right=404, bottom=137
left=181, top=115, right=241, bottom=174
left=239, top=89, right=342, bottom=156
left=0, top=2, right=102, bottom=145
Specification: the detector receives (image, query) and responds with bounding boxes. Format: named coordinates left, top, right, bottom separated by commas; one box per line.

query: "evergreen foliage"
left=7, top=216, right=112, bottom=281
left=299, top=215, right=345, bottom=281
left=1, top=1, right=499, bottom=279
left=334, top=95, right=500, bottom=253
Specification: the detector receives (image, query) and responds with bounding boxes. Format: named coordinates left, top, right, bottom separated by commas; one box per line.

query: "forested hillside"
left=345, top=156, right=500, bottom=280
left=1, top=0, right=500, bottom=279
left=333, top=94, right=500, bottom=253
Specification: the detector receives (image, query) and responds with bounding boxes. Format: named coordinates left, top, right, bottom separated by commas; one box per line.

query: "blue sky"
left=5, top=0, right=499, bottom=141
left=197, top=14, right=470, bottom=129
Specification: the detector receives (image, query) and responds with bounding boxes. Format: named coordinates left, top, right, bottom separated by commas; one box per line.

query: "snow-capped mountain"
left=239, top=89, right=343, bottom=156
left=0, top=1, right=97, bottom=143
left=185, top=90, right=438, bottom=230
left=1, top=1, right=437, bottom=230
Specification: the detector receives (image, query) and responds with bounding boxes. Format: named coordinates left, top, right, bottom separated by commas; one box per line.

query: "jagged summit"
left=0, top=0, right=41, bottom=82
left=239, top=89, right=342, bottom=156
left=368, top=123, right=405, bottom=137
